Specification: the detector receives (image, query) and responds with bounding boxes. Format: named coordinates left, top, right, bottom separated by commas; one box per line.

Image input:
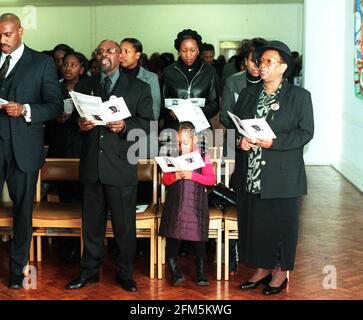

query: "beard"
left=99, top=57, right=113, bottom=73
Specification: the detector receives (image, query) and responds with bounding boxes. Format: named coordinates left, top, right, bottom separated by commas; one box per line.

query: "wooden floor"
left=0, top=166, right=362, bottom=300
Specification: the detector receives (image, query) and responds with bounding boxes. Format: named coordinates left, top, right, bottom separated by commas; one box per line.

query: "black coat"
left=75, top=73, right=154, bottom=186
left=1, top=46, right=63, bottom=172
left=161, top=61, right=219, bottom=129
left=231, top=80, right=314, bottom=199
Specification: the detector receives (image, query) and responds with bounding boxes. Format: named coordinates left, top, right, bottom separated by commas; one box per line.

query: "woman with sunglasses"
left=230, top=41, right=314, bottom=295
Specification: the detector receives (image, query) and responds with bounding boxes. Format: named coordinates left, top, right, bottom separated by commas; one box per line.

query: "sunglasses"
left=95, top=47, right=119, bottom=56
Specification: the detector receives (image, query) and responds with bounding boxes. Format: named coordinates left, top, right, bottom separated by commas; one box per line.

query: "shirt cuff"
left=23, top=104, right=31, bottom=123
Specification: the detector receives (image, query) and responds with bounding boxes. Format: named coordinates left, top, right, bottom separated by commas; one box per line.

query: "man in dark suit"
left=0, top=13, right=63, bottom=289
left=66, top=39, right=153, bottom=292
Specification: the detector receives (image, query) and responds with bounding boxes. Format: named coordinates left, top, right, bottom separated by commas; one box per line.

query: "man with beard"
left=0, top=13, right=62, bottom=289
left=65, top=39, right=153, bottom=292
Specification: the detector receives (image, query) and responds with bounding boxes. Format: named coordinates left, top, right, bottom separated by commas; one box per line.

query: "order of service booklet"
left=228, top=111, right=276, bottom=140
left=69, top=90, right=131, bottom=125
left=155, top=151, right=205, bottom=173
left=165, top=98, right=210, bottom=132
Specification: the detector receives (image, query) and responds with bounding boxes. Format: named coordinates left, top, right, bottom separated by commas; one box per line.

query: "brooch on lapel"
left=271, top=103, right=280, bottom=111
left=270, top=103, right=280, bottom=120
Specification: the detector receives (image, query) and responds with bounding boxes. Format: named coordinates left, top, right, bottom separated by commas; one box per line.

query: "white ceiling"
left=1, top=0, right=303, bottom=7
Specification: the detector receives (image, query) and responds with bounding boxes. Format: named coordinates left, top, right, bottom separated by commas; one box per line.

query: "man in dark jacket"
left=65, top=39, right=153, bottom=292
left=0, top=13, right=62, bottom=289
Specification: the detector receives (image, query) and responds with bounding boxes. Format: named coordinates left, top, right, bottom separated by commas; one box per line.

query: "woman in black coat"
left=231, top=41, right=314, bottom=295
left=161, top=29, right=219, bottom=131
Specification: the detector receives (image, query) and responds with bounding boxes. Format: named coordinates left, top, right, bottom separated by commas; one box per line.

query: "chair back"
left=36, top=158, right=80, bottom=202
left=137, top=159, right=158, bottom=205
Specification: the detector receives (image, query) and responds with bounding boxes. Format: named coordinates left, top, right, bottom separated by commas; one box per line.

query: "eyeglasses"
left=256, top=57, right=282, bottom=68
left=94, top=47, right=119, bottom=56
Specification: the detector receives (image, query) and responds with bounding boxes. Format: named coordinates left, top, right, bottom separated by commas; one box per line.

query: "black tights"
left=166, top=238, right=206, bottom=259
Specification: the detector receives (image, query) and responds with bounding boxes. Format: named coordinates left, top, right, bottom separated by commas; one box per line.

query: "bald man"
left=65, top=39, right=153, bottom=292
left=0, top=13, right=62, bottom=289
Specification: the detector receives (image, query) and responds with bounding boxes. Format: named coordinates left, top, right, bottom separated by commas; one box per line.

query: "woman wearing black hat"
left=230, top=40, right=314, bottom=295
left=160, top=29, right=219, bottom=131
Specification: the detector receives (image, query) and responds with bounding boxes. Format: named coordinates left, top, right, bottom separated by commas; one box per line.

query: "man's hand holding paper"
left=78, top=117, right=95, bottom=131
left=106, top=120, right=125, bottom=133
left=70, top=90, right=131, bottom=126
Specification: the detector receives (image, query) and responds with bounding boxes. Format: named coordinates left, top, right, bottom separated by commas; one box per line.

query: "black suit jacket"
left=231, top=80, right=314, bottom=198
left=76, top=72, right=153, bottom=186
left=3, top=46, right=63, bottom=172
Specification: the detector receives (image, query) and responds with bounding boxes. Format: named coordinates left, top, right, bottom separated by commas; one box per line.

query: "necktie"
left=103, top=76, right=112, bottom=96
left=0, top=55, right=11, bottom=80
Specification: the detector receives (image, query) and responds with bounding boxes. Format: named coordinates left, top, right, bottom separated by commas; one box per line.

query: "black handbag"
left=208, top=183, right=237, bottom=210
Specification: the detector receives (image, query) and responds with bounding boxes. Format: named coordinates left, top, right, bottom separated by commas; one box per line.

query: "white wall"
left=304, top=0, right=363, bottom=191
left=334, top=0, right=363, bottom=192
left=94, top=4, right=303, bottom=57
left=3, top=3, right=303, bottom=57
left=303, top=0, right=346, bottom=165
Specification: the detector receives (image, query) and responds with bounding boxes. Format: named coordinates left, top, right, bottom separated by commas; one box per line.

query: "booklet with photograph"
left=228, top=111, right=276, bottom=140
left=155, top=151, right=205, bottom=173
left=165, top=98, right=205, bottom=109
left=169, top=106, right=210, bottom=133
left=165, top=98, right=209, bottom=132
left=69, top=90, right=131, bottom=125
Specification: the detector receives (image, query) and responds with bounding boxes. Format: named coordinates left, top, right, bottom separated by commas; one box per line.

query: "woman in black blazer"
left=231, top=41, right=314, bottom=295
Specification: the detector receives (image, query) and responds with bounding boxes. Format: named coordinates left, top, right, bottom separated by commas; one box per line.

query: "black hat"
left=253, top=40, right=294, bottom=78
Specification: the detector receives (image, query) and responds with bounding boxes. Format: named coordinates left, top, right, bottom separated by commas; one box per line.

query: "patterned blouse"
left=246, top=86, right=281, bottom=193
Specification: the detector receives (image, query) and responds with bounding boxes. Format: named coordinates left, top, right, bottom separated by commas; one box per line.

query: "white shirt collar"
left=0, top=43, right=25, bottom=77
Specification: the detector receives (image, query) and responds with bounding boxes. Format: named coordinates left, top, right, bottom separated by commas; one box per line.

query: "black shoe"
left=196, top=257, right=209, bottom=286
left=263, top=278, right=288, bottom=295
left=116, top=276, right=137, bottom=292
left=239, top=272, right=272, bottom=290
left=167, top=258, right=185, bottom=286
left=8, top=275, right=24, bottom=289
left=65, top=273, right=99, bottom=290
